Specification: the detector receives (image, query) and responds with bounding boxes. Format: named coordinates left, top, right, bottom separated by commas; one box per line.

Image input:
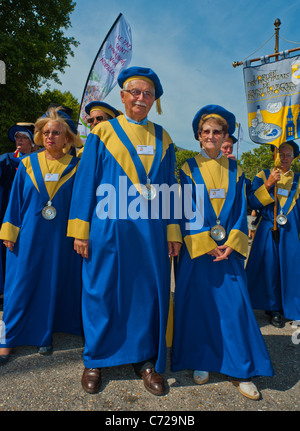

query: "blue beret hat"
left=271, top=140, right=299, bottom=158
left=42, top=110, right=78, bottom=135
left=118, top=66, right=163, bottom=100
left=8, top=124, right=34, bottom=143
left=192, top=104, right=236, bottom=140
left=85, top=101, right=120, bottom=118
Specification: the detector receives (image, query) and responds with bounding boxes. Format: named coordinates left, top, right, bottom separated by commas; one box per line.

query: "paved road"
left=0, top=306, right=299, bottom=414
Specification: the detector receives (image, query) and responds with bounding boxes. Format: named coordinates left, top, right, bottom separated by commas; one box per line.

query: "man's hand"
left=74, top=239, right=89, bottom=258
left=168, top=241, right=182, bottom=257
left=3, top=240, right=15, bottom=252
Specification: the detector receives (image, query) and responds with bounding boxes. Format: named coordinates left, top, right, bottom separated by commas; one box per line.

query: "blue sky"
left=50, top=0, right=300, bottom=157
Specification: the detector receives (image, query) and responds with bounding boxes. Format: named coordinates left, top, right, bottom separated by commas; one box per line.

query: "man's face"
left=120, top=79, right=155, bottom=122
left=221, top=140, right=233, bottom=156
left=88, top=110, right=110, bottom=130
left=278, top=145, right=294, bottom=172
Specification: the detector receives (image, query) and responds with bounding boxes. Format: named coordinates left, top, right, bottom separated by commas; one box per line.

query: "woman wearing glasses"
left=246, top=141, right=300, bottom=328
left=171, top=105, right=274, bottom=400
left=0, top=107, right=83, bottom=365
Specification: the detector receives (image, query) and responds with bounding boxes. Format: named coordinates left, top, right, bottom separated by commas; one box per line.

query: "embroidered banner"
left=243, top=52, right=300, bottom=148
left=78, top=13, right=132, bottom=143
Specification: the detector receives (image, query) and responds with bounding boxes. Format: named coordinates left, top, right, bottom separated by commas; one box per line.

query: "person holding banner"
left=171, top=105, right=274, bottom=401
left=85, top=101, right=121, bottom=131
left=67, top=66, right=181, bottom=396
left=0, top=107, right=83, bottom=365
left=246, top=140, right=300, bottom=328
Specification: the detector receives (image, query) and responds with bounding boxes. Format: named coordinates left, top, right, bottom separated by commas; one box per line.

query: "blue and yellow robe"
left=246, top=169, right=300, bottom=320
left=67, top=115, right=180, bottom=372
left=0, top=152, right=83, bottom=347
left=171, top=153, right=274, bottom=379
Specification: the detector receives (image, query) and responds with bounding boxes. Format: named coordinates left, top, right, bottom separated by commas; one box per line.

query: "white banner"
left=78, top=14, right=132, bottom=143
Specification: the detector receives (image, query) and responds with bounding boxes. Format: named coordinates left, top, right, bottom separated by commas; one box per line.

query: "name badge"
left=277, top=187, right=289, bottom=197
left=137, top=145, right=154, bottom=155
left=45, top=173, right=59, bottom=182
left=210, top=188, right=225, bottom=199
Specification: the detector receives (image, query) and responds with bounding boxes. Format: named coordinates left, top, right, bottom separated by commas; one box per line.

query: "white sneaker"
left=193, top=370, right=209, bottom=385
left=232, top=380, right=260, bottom=400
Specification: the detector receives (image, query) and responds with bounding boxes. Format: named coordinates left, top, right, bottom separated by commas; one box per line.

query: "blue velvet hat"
left=271, top=140, right=300, bottom=158
left=118, top=66, right=163, bottom=100
left=8, top=124, right=34, bottom=143
left=85, top=101, right=120, bottom=118
left=192, top=105, right=236, bottom=140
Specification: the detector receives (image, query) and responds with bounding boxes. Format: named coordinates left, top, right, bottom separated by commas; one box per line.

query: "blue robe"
left=171, top=154, right=274, bottom=379
left=67, top=115, right=180, bottom=372
left=246, top=169, right=300, bottom=320
left=0, top=152, right=83, bottom=348
left=0, top=151, right=21, bottom=294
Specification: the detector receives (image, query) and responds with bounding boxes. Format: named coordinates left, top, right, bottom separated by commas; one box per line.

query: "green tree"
left=175, top=148, right=199, bottom=181
left=40, top=88, right=80, bottom=122
left=0, top=0, right=79, bottom=153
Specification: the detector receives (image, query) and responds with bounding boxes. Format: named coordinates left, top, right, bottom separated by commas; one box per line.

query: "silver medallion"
left=210, top=220, right=226, bottom=241
left=42, top=201, right=57, bottom=220
left=141, top=179, right=156, bottom=200
left=276, top=213, right=287, bottom=226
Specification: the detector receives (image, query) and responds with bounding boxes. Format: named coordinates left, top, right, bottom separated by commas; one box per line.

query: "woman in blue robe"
left=0, top=107, right=83, bottom=365
left=171, top=105, right=274, bottom=401
left=246, top=141, right=300, bottom=327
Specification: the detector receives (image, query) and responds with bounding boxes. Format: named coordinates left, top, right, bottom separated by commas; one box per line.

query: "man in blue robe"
left=246, top=141, right=300, bottom=327
left=67, top=67, right=181, bottom=396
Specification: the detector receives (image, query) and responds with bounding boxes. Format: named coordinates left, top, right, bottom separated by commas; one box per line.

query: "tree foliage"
left=0, top=0, right=79, bottom=153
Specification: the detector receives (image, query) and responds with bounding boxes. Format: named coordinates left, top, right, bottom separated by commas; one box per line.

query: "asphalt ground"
left=0, top=304, right=299, bottom=420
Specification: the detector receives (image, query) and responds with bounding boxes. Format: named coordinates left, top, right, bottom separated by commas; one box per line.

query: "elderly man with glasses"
left=67, top=67, right=181, bottom=396
left=246, top=140, right=300, bottom=328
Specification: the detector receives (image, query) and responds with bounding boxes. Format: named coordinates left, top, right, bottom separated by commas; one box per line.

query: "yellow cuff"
left=184, top=231, right=217, bottom=259
left=225, top=229, right=248, bottom=258
left=67, top=219, right=90, bottom=240
left=167, top=224, right=182, bottom=243
left=0, top=222, right=20, bottom=243
left=255, top=184, right=274, bottom=206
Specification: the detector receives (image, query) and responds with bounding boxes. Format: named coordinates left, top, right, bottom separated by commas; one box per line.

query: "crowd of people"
left=0, top=66, right=299, bottom=403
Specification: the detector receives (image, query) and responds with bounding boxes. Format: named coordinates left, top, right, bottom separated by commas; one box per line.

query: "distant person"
left=221, top=135, right=236, bottom=160
left=246, top=141, right=300, bottom=328
left=85, top=101, right=121, bottom=130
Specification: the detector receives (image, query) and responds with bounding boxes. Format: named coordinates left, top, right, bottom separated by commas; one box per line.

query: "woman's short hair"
left=198, top=114, right=229, bottom=136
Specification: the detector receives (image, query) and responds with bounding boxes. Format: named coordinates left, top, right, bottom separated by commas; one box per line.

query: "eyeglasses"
left=279, top=153, right=293, bottom=159
left=123, top=89, right=155, bottom=99
left=42, top=130, right=62, bottom=137
left=87, top=116, right=108, bottom=124
left=201, top=129, right=223, bottom=137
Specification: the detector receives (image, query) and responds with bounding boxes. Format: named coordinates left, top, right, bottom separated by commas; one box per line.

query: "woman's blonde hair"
left=34, top=106, right=82, bottom=153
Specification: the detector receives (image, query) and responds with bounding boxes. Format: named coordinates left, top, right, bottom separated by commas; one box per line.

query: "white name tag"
left=45, top=173, right=59, bottom=182
left=277, top=187, right=289, bottom=197
left=210, top=188, right=225, bottom=199
left=137, top=145, right=154, bottom=155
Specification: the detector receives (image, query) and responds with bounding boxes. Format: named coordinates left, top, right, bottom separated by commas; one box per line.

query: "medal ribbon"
left=110, top=119, right=163, bottom=188
left=186, top=157, right=237, bottom=232
left=264, top=169, right=300, bottom=215
left=30, top=152, right=78, bottom=210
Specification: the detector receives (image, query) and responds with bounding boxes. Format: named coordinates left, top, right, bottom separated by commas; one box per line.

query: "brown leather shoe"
left=138, top=367, right=166, bottom=396
left=81, top=367, right=102, bottom=394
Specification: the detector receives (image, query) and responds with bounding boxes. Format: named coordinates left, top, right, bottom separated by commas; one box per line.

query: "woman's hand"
left=207, top=245, right=233, bottom=262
